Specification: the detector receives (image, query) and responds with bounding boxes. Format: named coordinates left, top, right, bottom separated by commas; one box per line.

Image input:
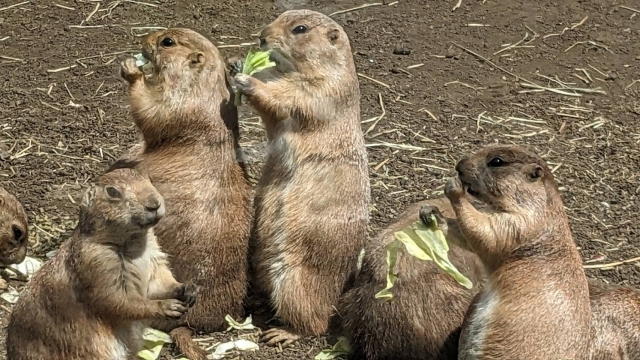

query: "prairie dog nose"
left=259, top=38, right=267, bottom=48
left=145, top=195, right=161, bottom=212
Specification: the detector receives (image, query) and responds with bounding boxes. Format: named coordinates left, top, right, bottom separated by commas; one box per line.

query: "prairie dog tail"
left=171, top=327, right=207, bottom=360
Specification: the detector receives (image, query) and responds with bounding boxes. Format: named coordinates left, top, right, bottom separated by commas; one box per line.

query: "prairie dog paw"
left=445, top=177, right=465, bottom=201
left=120, top=57, right=143, bottom=84
left=229, top=59, right=244, bottom=77
left=233, top=73, right=257, bottom=96
left=178, top=282, right=199, bottom=308
left=159, top=299, right=188, bottom=318
left=419, top=205, right=446, bottom=228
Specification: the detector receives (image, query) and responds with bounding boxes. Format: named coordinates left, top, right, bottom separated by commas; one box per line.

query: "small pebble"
left=393, top=48, right=411, bottom=55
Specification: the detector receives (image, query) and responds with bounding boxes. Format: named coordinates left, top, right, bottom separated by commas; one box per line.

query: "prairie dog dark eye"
left=488, top=157, right=506, bottom=167
left=105, top=186, right=122, bottom=199
left=160, top=37, right=175, bottom=47
left=12, top=225, right=23, bottom=241
left=292, top=25, right=308, bottom=34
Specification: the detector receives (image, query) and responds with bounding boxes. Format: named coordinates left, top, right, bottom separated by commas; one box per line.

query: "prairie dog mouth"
left=466, top=187, right=480, bottom=197
left=133, top=53, right=150, bottom=68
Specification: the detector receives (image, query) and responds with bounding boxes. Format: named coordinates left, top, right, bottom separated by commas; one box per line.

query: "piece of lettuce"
left=374, top=214, right=473, bottom=300
left=315, top=337, right=352, bottom=359
left=234, top=49, right=276, bottom=105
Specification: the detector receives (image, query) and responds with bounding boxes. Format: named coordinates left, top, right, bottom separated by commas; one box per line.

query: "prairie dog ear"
left=188, top=52, right=205, bottom=68
left=524, top=164, right=544, bottom=181
left=327, top=28, right=341, bottom=44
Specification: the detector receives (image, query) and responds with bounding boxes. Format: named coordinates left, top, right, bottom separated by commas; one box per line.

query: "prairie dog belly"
left=459, top=283, right=499, bottom=360
left=255, top=136, right=368, bottom=298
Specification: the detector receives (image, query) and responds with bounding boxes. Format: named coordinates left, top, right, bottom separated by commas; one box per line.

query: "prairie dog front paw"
left=120, top=58, right=144, bottom=84
left=445, top=177, right=465, bottom=201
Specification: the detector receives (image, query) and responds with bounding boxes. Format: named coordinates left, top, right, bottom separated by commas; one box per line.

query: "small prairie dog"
left=445, top=145, right=591, bottom=359
left=340, top=198, right=485, bottom=360
left=0, top=187, right=28, bottom=268
left=6, top=168, right=196, bottom=360
left=235, top=10, right=370, bottom=346
left=119, top=28, right=252, bottom=360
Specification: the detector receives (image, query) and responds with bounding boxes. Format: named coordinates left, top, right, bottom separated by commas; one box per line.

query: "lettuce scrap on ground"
left=233, top=49, right=276, bottom=105
left=225, top=314, right=255, bottom=331
left=315, top=337, right=352, bottom=359
left=210, top=339, right=259, bottom=359
left=374, top=214, right=473, bottom=300
left=138, top=328, right=173, bottom=360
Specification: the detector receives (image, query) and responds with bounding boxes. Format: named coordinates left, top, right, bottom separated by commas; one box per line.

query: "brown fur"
left=117, top=28, right=252, bottom=360
left=0, top=187, right=28, bottom=268
left=589, top=280, right=640, bottom=359
left=234, top=10, right=370, bottom=345
left=339, top=198, right=485, bottom=360
left=444, top=144, right=590, bottom=359
left=6, top=168, right=195, bottom=360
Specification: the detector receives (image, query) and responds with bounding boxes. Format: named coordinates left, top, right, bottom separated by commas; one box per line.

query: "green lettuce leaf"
left=234, top=49, right=277, bottom=105
left=374, top=215, right=473, bottom=300
left=315, top=337, right=352, bottom=359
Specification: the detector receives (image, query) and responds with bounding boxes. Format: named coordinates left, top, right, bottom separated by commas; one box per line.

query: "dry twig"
left=0, top=1, right=29, bottom=12
left=584, top=256, right=640, bottom=269
left=329, top=3, right=382, bottom=17
left=365, top=94, right=387, bottom=136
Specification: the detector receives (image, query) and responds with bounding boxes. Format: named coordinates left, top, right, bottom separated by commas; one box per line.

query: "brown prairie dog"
left=0, top=187, right=28, bottom=277
left=234, top=10, right=370, bottom=346
left=340, top=198, right=485, bottom=360
left=118, top=28, right=252, bottom=360
left=420, top=195, right=640, bottom=359
left=444, top=144, right=590, bottom=359
left=6, top=168, right=196, bottom=360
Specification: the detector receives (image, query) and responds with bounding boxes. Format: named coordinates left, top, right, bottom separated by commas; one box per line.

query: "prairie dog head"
left=140, top=28, right=226, bottom=87
left=258, top=10, right=353, bottom=72
left=0, top=188, right=28, bottom=266
left=455, top=145, right=558, bottom=216
left=79, top=168, right=165, bottom=240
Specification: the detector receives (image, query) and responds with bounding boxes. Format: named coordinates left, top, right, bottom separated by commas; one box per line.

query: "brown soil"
left=0, top=0, right=638, bottom=359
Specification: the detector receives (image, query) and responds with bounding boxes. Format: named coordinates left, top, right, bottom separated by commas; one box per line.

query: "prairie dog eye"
left=12, top=225, right=23, bottom=242
left=161, top=37, right=175, bottom=47
left=488, top=157, right=506, bottom=167
left=105, top=186, right=122, bottom=199
left=292, top=25, right=308, bottom=35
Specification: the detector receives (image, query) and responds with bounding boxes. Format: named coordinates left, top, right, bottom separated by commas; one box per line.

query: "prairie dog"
left=6, top=168, right=195, bottom=360
left=445, top=145, right=590, bottom=359
left=340, top=198, right=485, bottom=360
left=421, top=199, right=640, bottom=359
left=234, top=10, right=370, bottom=346
left=119, top=28, right=252, bottom=360
left=0, top=187, right=28, bottom=269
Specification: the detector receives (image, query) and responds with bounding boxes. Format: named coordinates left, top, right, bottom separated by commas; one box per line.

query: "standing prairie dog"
left=6, top=168, right=196, bottom=360
left=0, top=187, right=29, bottom=286
left=339, top=198, right=485, bottom=360
left=444, top=145, right=590, bottom=359
left=421, top=198, right=640, bottom=359
left=234, top=10, right=370, bottom=346
left=118, top=28, right=252, bottom=360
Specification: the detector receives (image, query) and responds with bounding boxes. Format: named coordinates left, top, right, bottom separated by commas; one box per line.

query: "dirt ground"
left=0, top=0, right=638, bottom=358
